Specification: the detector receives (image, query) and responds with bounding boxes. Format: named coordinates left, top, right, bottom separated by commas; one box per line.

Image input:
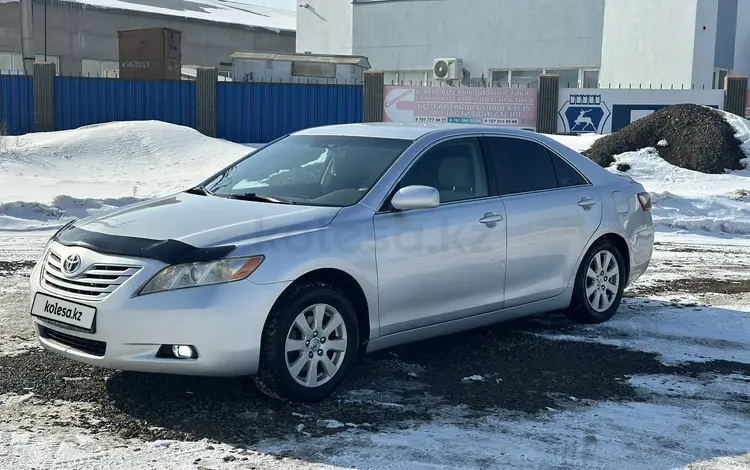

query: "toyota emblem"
left=62, top=254, right=81, bottom=275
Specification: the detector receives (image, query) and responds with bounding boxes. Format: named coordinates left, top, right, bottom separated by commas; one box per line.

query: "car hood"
left=69, top=193, right=342, bottom=248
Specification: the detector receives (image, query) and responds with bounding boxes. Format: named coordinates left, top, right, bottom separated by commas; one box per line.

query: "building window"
left=82, top=59, right=119, bottom=77
left=511, top=69, right=543, bottom=87
left=490, top=67, right=599, bottom=88
left=546, top=69, right=579, bottom=88
left=582, top=70, right=599, bottom=88
left=0, top=52, right=59, bottom=74
left=491, top=70, right=510, bottom=87
left=713, top=68, right=729, bottom=89
left=490, top=69, right=544, bottom=88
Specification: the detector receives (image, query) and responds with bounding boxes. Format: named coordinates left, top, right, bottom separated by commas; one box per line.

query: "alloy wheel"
left=284, top=303, right=348, bottom=387
left=585, top=249, right=620, bottom=312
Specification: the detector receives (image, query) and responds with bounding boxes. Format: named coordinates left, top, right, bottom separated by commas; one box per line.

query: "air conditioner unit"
left=433, top=58, right=463, bottom=80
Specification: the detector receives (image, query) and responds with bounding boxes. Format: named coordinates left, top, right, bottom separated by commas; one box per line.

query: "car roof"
left=292, top=122, right=540, bottom=140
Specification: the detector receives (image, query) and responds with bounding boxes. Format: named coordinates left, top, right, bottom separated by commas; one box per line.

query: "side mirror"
left=390, top=185, right=440, bottom=210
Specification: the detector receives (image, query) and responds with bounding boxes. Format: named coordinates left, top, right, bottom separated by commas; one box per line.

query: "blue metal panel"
left=715, top=0, right=738, bottom=70
left=54, top=77, right=196, bottom=131
left=0, top=75, right=34, bottom=135
left=217, top=82, right=364, bottom=143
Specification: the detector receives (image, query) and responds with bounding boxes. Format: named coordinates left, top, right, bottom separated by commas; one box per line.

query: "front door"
left=483, top=136, right=602, bottom=308
left=373, top=137, right=508, bottom=336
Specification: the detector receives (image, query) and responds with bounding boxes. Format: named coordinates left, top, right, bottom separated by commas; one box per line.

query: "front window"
left=202, top=135, right=413, bottom=207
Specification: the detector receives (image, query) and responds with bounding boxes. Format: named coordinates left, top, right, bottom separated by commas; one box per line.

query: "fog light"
left=172, top=344, right=195, bottom=359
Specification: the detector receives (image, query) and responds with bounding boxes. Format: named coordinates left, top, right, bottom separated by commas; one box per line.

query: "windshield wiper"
left=185, top=185, right=214, bottom=196
left=228, top=193, right=295, bottom=204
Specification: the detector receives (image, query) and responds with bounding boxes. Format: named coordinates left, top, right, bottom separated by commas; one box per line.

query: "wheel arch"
left=579, top=232, right=631, bottom=282
left=265, top=268, right=372, bottom=355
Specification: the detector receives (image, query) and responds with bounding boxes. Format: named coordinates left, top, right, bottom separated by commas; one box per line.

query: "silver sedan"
left=29, top=123, right=654, bottom=402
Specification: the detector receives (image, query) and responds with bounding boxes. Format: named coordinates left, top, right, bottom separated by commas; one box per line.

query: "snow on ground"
left=546, top=132, right=603, bottom=152
left=538, top=298, right=750, bottom=366
left=0, top=121, right=251, bottom=231
left=260, top=395, right=750, bottom=470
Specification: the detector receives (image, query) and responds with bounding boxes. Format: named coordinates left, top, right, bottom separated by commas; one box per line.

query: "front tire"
left=254, top=281, right=359, bottom=402
left=564, top=239, right=626, bottom=324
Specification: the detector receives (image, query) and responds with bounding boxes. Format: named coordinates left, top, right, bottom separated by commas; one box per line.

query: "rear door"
left=482, top=136, right=602, bottom=308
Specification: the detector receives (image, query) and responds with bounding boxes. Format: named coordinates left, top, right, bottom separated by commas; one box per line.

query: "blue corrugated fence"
left=217, top=82, right=364, bottom=143
left=0, top=75, right=364, bottom=142
left=0, top=75, right=34, bottom=135
left=55, top=77, right=196, bottom=130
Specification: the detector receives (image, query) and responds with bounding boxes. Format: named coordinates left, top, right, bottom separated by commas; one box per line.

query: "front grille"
left=39, top=325, right=107, bottom=357
left=42, top=250, right=141, bottom=301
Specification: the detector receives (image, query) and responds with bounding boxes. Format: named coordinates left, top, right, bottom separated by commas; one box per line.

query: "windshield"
left=202, top=135, right=413, bottom=207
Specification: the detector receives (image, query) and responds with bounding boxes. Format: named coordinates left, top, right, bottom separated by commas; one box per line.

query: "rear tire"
left=254, top=281, right=359, bottom=402
left=563, top=239, right=626, bottom=324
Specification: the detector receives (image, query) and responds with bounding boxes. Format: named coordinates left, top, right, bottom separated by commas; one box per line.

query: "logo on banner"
left=559, top=94, right=611, bottom=134
left=383, top=88, right=416, bottom=122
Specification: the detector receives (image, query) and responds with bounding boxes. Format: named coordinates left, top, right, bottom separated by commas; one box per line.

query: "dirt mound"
left=583, top=104, right=745, bottom=173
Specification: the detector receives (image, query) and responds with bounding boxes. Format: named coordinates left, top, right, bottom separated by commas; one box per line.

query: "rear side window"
left=551, top=152, right=588, bottom=187
left=484, top=137, right=558, bottom=195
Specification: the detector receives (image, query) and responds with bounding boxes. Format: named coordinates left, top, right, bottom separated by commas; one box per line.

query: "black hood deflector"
left=53, top=223, right=236, bottom=265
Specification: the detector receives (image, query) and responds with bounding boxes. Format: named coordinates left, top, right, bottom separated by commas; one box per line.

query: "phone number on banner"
left=413, top=117, right=520, bottom=125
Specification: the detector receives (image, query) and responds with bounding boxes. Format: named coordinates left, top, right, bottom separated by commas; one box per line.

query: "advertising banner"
left=383, top=86, right=537, bottom=129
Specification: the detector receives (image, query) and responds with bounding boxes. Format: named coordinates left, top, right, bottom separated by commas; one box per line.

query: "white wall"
left=295, top=0, right=353, bottom=55
left=691, top=0, right=719, bottom=88
left=733, top=0, right=750, bottom=77
left=348, top=0, right=604, bottom=77
left=599, top=0, right=717, bottom=89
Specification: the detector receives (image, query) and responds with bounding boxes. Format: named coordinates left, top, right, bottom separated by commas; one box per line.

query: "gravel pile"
left=583, top=104, right=746, bottom=173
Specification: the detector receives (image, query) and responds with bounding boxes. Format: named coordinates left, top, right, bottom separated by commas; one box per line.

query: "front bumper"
left=29, top=241, right=291, bottom=377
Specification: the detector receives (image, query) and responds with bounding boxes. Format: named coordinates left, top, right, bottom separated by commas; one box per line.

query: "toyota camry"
left=29, top=123, right=654, bottom=402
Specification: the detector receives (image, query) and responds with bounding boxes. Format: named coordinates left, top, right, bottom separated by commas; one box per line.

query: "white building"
left=296, top=0, right=749, bottom=90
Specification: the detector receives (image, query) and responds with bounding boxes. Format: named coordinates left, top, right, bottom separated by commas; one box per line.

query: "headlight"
left=138, top=256, right=264, bottom=295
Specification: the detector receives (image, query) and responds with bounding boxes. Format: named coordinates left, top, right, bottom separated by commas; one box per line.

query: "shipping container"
left=119, top=58, right=181, bottom=81
left=118, top=28, right=181, bottom=80
left=118, top=28, right=181, bottom=62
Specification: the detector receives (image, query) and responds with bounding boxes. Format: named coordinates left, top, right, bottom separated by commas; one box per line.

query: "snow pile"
left=0, top=121, right=251, bottom=231
left=608, top=147, right=750, bottom=234
left=721, top=108, right=750, bottom=159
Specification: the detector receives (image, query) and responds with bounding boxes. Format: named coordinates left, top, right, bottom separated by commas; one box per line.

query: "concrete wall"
left=733, top=0, right=750, bottom=77
left=303, top=0, right=605, bottom=77
left=0, top=0, right=295, bottom=75
left=599, top=0, right=717, bottom=89
left=295, top=0, right=352, bottom=56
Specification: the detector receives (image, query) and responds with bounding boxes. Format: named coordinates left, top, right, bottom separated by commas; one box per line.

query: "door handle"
left=577, top=197, right=597, bottom=208
left=479, top=212, right=504, bottom=226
